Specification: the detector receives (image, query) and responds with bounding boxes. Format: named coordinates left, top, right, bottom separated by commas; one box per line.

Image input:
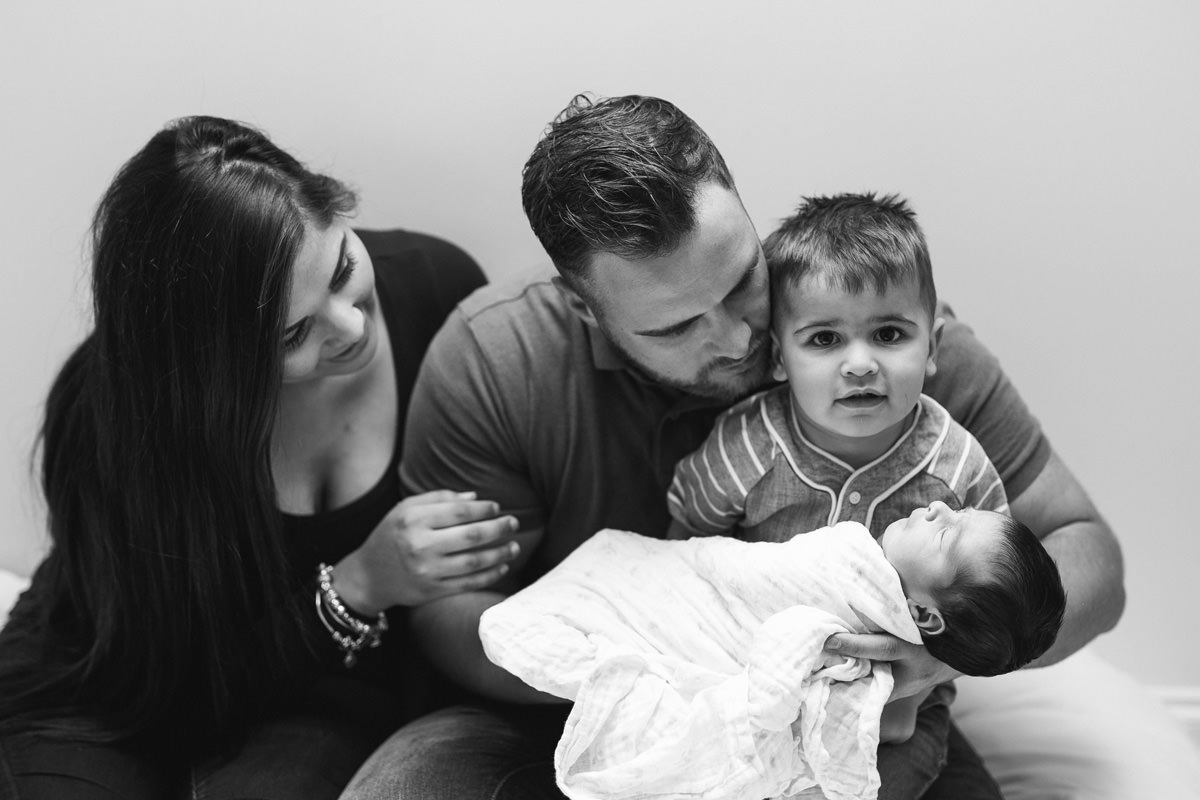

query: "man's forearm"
left=410, top=590, right=564, bottom=703
left=1028, top=518, right=1125, bottom=666
left=1008, top=451, right=1125, bottom=668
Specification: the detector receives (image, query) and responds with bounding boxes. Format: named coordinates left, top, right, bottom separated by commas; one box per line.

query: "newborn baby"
left=479, top=504, right=1064, bottom=800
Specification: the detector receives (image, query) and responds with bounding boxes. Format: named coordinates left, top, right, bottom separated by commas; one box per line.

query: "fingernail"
left=509, top=541, right=520, bottom=556
left=458, top=491, right=477, bottom=500
left=499, top=563, right=510, bottom=575
left=508, top=516, right=519, bottom=531
left=826, top=637, right=842, bottom=651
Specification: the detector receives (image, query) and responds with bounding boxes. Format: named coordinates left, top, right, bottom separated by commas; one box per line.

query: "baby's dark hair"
left=762, top=192, right=936, bottom=322
left=924, top=515, right=1066, bottom=677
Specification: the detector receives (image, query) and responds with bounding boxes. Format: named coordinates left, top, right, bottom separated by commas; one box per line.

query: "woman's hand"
left=332, top=490, right=520, bottom=614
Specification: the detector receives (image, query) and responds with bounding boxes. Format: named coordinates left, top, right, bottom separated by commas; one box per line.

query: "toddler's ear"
left=907, top=598, right=946, bottom=636
left=925, top=316, right=946, bottom=378
left=770, top=331, right=787, bottom=383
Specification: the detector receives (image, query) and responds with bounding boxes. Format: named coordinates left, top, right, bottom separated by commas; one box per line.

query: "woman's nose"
left=324, top=299, right=364, bottom=350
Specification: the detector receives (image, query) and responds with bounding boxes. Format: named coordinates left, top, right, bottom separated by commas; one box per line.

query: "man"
left=341, top=95, right=1124, bottom=799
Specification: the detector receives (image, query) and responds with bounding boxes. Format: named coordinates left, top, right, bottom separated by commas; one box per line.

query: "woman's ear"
left=770, top=331, right=787, bottom=383
left=552, top=276, right=599, bottom=329
left=907, top=598, right=946, bottom=636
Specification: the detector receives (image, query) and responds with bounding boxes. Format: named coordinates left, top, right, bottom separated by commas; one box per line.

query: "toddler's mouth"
left=837, top=391, right=885, bottom=408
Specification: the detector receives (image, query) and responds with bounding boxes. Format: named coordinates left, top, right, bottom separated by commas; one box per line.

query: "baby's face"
left=879, top=501, right=1008, bottom=601
left=771, top=276, right=937, bottom=455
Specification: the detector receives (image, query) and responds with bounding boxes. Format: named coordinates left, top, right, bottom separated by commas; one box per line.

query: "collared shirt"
left=668, top=387, right=1006, bottom=541
left=401, top=269, right=1049, bottom=584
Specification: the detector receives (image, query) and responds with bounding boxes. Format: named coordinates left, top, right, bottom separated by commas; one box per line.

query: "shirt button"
left=848, top=491, right=862, bottom=505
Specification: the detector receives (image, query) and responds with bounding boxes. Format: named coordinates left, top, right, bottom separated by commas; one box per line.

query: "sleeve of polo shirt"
left=666, top=403, right=761, bottom=535
left=401, top=307, right=543, bottom=532
left=924, top=304, right=1051, bottom=500
left=959, top=437, right=1010, bottom=515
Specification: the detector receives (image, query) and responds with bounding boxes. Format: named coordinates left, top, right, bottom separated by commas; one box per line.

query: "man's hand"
left=825, top=632, right=959, bottom=700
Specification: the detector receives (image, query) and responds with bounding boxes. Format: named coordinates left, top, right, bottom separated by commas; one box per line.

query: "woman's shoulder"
left=359, top=228, right=487, bottom=343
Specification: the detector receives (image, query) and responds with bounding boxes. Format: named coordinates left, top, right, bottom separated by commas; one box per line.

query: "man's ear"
left=552, top=276, right=599, bottom=329
left=925, top=316, right=945, bottom=379
left=770, top=330, right=787, bottom=383
left=907, top=598, right=946, bottom=636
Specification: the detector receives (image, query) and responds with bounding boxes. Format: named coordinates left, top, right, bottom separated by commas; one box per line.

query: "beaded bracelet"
left=315, top=563, right=388, bottom=668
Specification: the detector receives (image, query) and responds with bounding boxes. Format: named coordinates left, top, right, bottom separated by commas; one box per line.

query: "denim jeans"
left=340, top=701, right=1002, bottom=800
left=0, top=675, right=408, bottom=800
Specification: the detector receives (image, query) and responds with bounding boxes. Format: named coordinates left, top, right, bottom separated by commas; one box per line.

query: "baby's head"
left=763, top=193, right=940, bottom=462
left=879, top=501, right=1067, bottom=677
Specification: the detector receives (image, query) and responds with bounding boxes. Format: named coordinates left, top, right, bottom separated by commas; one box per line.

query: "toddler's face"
left=771, top=276, right=938, bottom=455
left=879, top=502, right=1007, bottom=600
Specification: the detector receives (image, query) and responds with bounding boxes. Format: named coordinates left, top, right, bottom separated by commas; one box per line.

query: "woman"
left=0, top=116, right=518, bottom=798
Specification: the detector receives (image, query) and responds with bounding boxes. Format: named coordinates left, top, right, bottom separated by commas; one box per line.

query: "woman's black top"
left=0, top=230, right=487, bottom=748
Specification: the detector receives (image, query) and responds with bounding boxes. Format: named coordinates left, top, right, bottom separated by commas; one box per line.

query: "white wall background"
left=1, top=1, right=1196, bottom=687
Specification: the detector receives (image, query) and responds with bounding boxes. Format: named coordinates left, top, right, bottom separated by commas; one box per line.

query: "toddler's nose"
left=841, top=341, right=879, bottom=377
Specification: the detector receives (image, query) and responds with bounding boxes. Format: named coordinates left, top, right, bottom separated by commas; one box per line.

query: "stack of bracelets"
left=315, top=562, right=388, bottom=668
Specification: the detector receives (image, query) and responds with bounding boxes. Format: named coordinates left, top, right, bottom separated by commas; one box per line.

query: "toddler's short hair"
left=763, top=193, right=936, bottom=321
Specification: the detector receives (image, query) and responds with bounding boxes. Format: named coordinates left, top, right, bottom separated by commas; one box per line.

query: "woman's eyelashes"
left=283, top=250, right=359, bottom=353
left=284, top=319, right=311, bottom=352
left=330, top=250, right=357, bottom=292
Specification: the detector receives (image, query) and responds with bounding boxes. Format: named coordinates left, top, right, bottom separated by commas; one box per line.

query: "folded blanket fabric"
left=479, top=523, right=923, bottom=800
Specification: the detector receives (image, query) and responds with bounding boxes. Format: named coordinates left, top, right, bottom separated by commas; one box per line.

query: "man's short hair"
left=763, top=193, right=937, bottom=321
left=521, top=94, right=735, bottom=286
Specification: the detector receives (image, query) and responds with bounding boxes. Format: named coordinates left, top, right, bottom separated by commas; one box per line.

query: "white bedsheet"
left=479, top=524, right=921, bottom=800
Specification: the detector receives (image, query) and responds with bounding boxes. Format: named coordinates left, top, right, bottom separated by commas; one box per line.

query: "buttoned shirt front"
left=669, top=387, right=1007, bottom=542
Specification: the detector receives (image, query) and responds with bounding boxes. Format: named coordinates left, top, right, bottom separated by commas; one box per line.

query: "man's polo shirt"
left=668, top=388, right=1007, bottom=542
left=401, top=268, right=1049, bottom=584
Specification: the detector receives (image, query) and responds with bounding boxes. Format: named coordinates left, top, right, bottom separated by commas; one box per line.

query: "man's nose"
left=715, top=289, right=769, bottom=360
left=710, top=307, right=755, bottom=360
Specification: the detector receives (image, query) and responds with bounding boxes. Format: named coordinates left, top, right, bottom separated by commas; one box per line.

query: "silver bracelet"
left=316, top=563, right=388, bottom=668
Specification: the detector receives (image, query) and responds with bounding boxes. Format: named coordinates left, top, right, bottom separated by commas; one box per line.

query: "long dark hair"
left=1, top=116, right=356, bottom=741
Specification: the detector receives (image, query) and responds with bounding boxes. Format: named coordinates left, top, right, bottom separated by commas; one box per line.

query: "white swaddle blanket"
left=479, top=522, right=923, bottom=800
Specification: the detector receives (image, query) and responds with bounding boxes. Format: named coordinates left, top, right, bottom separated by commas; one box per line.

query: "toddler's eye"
left=875, top=326, right=905, bottom=344
left=808, top=331, right=839, bottom=347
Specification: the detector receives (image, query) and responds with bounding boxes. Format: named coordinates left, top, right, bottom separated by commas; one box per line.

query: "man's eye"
left=876, top=326, right=905, bottom=344
left=647, top=319, right=698, bottom=339
left=808, top=331, right=838, bottom=347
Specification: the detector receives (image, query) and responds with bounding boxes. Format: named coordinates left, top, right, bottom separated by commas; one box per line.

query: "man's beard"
left=612, top=328, right=774, bottom=404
